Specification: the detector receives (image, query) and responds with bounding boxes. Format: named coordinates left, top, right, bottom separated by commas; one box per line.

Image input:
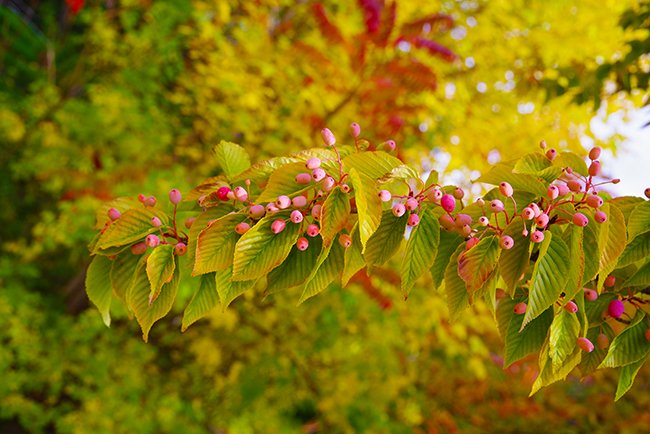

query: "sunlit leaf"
left=364, top=210, right=407, bottom=266
left=549, top=309, right=580, bottom=373
left=85, top=255, right=113, bottom=327
left=498, top=217, right=531, bottom=294
left=299, top=240, right=344, bottom=303
left=266, top=236, right=323, bottom=294
left=95, top=208, right=168, bottom=251
left=457, top=235, right=500, bottom=295
left=444, top=243, right=468, bottom=320
left=401, top=207, right=440, bottom=297
left=319, top=186, right=352, bottom=246
left=181, top=273, right=219, bottom=331
left=146, top=244, right=176, bottom=303
left=600, top=311, right=650, bottom=368
left=193, top=212, right=248, bottom=275
left=348, top=168, right=381, bottom=251
left=214, top=140, right=251, bottom=179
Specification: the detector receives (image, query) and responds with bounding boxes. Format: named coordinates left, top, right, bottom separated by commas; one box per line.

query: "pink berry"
left=522, top=228, right=529, bottom=237
left=311, top=204, right=322, bottom=220
left=513, top=302, right=527, bottom=315
left=234, top=186, right=248, bottom=202
left=588, top=161, right=601, bottom=177
left=589, top=147, right=601, bottom=160
left=382, top=140, right=396, bottom=152
left=529, top=202, right=542, bottom=218
left=306, top=157, right=322, bottom=170
left=557, top=184, right=570, bottom=196
left=107, top=208, right=121, bottom=221
left=235, top=222, right=250, bottom=235
left=296, top=237, right=309, bottom=251
left=290, top=210, right=304, bottom=224
left=266, top=203, right=280, bottom=214
left=535, top=213, right=549, bottom=228
left=564, top=301, right=578, bottom=313
left=144, top=195, right=157, bottom=207
left=174, top=242, right=187, bottom=256
left=216, top=187, right=231, bottom=201
left=392, top=203, right=406, bottom=217
left=184, top=217, right=195, bottom=229
left=321, top=128, right=336, bottom=146
left=585, top=194, right=603, bottom=208
left=607, top=299, right=624, bottom=318
left=465, top=237, right=480, bottom=250
left=522, top=207, right=535, bottom=220
left=350, top=122, right=361, bottom=138
left=405, top=198, right=419, bottom=211
left=546, top=148, right=557, bottom=160
left=572, top=212, right=588, bottom=227
left=478, top=216, right=489, bottom=226
left=584, top=288, right=598, bottom=301
left=567, top=180, right=582, bottom=192
left=440, top=194, right=456, bottom=213
left=145, top=234, right=160, bottom=248
left=248, top=204, right=266, bottom=219
left=138, top=194, right=146, bottom=203
left=131, top=242, right=148, bottom=255
left=295, top=173, right=312, bottom=185
left=500, top=235, right=514, bottom=250
left=378, top=190, right=392, bottom=202
left=407, top=213, right=420, bottom=227
left=547, top=185, right=559, bottom=200
left=604, top=275, right=616, bottom=287
left=577, top=337, right=594, bottom=353
left=169, top=189, right=182, bottom=205
left=454, top=214, right=472, bottom=228
left=151, top=217, right=162, bottom=228
left=594, top=211, right=607, bottom=224
left=306, top=224, right=320, bottom=237
left=292, top=196, right=308, bottom=208
left=499, top=182, right=513, bottom=197
left=490, top=199, right=504, bottom=213
left=427, top=188, right=443, bottom=203
left=276, top=195, right=291, bottom=209
left=311, top=168, right=326, bottom=182
left=323, top=176, right=336, bottom=191
left=453, top=188, right=465, bottom=200
left=531, top=230, right=545, bottom=243
left=339, top=233, right=352, bottom=248
left=539, top=140, right=547, bottom=149
left=340, top=183, right=351, bottom=193
left=271, top=219, right=286, bottom=234
left=597, top=333, right=609, bottom=349
left=475, top=197, right=485, bottom=206
left=439, top=214, right=455, bottom=231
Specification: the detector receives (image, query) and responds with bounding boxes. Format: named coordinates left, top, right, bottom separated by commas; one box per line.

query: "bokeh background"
left=1, top=1, right=649, bottom=433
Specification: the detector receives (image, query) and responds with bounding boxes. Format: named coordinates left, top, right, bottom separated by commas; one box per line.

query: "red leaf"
left=311, top=3, right=346, bottom=46
left=375, top=1, right=397, bottom=46
left=400, top=13, right=454, bottom=37
left=412, top=37, right=458, bottom=62
left=358, top=0, right=383, bottom=34
left=66, top=0, right=84, bottom=15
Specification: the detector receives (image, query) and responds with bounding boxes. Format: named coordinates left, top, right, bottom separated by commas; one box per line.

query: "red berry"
left=169, top=189, right=182, bottom=205
left=589, top=147, right=601, bottom=160
left=216, top=187, right=231, bottom=201
left=604, top=275, right=616, bottom=287
left=378, top=190, right=392, bottom=202
left=585, top=194, right=603, bottom=208
left=608, top=299, right=624, bottom=318
left=564, top=301, right=578, bottom=313
left=594, top=211, right=607, bottom=224
left=138, top=194, right=146, bottom=203
left=499, top=235, right=514, bottom=250
left=490, top=199, right=504, bottom=213
left=144, top=196, right=157, bottom=207
left=572, top=212, right=589, bottom=227
left=577, top=337, right=594, bottom=353
left=296, top=237, right=309, bottom=251
left=382, top=140, right=396, bottom=152
left=645, top=329, right=650, bottom=342
left=151, top=217, right=162, bottom=228
left=131, top=242, right=148, bottom=255
left=290, top=210, right=304, bottom=224
left=531, top=230, right=544, bottom=243
left=339, top=233, right=352, bottom=248
left=499, top=182, right=513, bottom=197
left=184, top=217, right=195, bottom=229
left=453, top=188, right=465, bottom=200
left=306, top=224, right=320, bottom=237
left=350, top=122, right=361, bottom=138
left=295, top=173, right=312, bottom=185
left=174, top=242, right=187, bottom=256
left=145, top=234, right=160, bottom=247
left=321, top=128, right=336, bottom=146
left=588, top=161, right=601, bottom=177
left=546, top=148, right=557, bottom=160
left=392, top=203, right=406, bottom=217
left=407, top=213, right=420, bottom=227
left=513, top=302, right=527, bottom=314
left=248, top=204, right=266, bottom=219
left=645, top=187, right=650, bottom=199
left=271, top=220, right=286, bottom=234
left=567, top=180, right=582, bottom=192
left=306, top=158, right=321, bottom=169
left=235, top=222, right=250, bottom=235
left=107, top=208, right=121, bottom=221
left=440, top=194, right=456, bottom=213
left=465, top=237, right=480, bottom=250
left=583, top=288, right=598, bottom=301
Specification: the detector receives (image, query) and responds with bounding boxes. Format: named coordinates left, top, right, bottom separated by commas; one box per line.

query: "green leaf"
left=611, top=196, right=645, bottom=225
left=582, top=218, right=600, bottom=284
left=618, top=231, right=650, bottom=267
left=627, top=200, right=650, bottom=242
left=256, top=162, right=314, bottom=203
left=146, top=244, right=176, bottom=303
left=342, top=226, right=365, bottom=286
left=430, top=230, right=463, bottom=290
left=625, top=260, right=650, bottom=287
left=444, top=244, right=468, bottom=321
left=216, top=266, right=257, bottom=308
left=522, top=232, right=570, bottom=330
left=126, top=259, right=180, bottom=342
left=596, top=203, right=626, bottom=291
left=513, top=152, right=552, bottom=174
left=377, top=165, right=424, bottom=191
left=231, top=211, right=301, bottom=281
left=266, top=236, right=323, bottom=294
left=553, top=151, right=589, bottom=177
left=600, top=311, right=650, bottom=368
left=401, top=207, right=440, bottom=297
left=233, top=155, right=301, bottom=185
left=110, top=252, right=141, bottom=302
left=85, top=255, right=113, bottom=327
left=498, top=217, right=531, bottom=293
left=341, top=151, right=403, bottom=179
left=213, top=140, right=251, bottom=179
left=457, top=235, right=500, bottom=295
left=187, top=206, right=234, bottom=264
left=549, top=309, right=580, bottom=373
left=615, top=353, right=649, bottom=401
left=530, top=340, right=582, bottom=396
left=579, top=323, right=614, bottom=375
left=95, top=208, right=168, bottom=251
left=562, top=224, right=585, bottom=301
left=364, top=210, right=407, bottom=266
left=181, top=273, right=219, bottom=332
left=319, top=186, right=352, bottom=246
left=476, top=163, right=547, bottom=196
left=299, top=241, right=345, bottom=303
left=193, top=212, right=248, bottom=275
left=348, top=168, right=381, bottom=251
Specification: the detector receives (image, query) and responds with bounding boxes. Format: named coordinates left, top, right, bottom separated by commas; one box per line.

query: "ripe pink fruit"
left=439, top=214, right=455, bottom=231
left=292, top=196, right=308, bottom=208
left=522, top=207, right=535, bottom=220
left=248, top=204, right=266, bottom=219
left=608, top=299, right=624, bottom=318
left=490, top=199, right=504, bottom=213
left=290, top=210, right=304, bottom=224
left=567, top=180, right=582, bottom=192
left=306, top=157, right=322, bottom=169
left=455, top=214, right=472, bottom=227
left=234, top=186, right=248, bottom=202
left=295, top=173, right=312, bottom=185
left=276, top=195, right=291, bottom=209
left=453, top=188, right=465, bottom=200
left=440, top=194, right=456, bottom=213
left=588, top=161, right=601, bottom=177
left=589, top=147, right=601, bottom=160
left=545, top=148, right=557, bottom=160
left=586, top=194, right=603, bottom=208
left=547, top=185, right=559, bottom=200
left=339, top=233, right=352, bottom=248
left=145, top=234, right=160, bottom=248
left=557, top=184, right=570, bottom=196
left=266, top=203, right=280, bottom=214
left=169, top=188, right=182, bottom=205
left=216, top=187, right=231, bottom=201
left=271, top=219, right=286, bottom=234
left=531, top=230, right=545, bottom=243
left=499, top=235, right=514, bottom=250
left=597, top=333, right=609, bottom=349
left=306, top=224, right=320, bottom=237
left=407, top=213, right=420, bottom=227
left=340, top=183, right=351, bottom=193
left=323, top=176, right=336, bottom=191
left=572, top=212, right=589, bottom=227
left=350, top=122, right=361, bottom=138
left=405, top=198, right=419, bottom=211
left=184, top=217, right=195, bottom=229
left=311, top=204, right=322, bottom=220
left=378, top=190, right=392, bottom=202
left=311, top=168, right=326, bottom=182
left=584, top=288, right=598, bottom=301
left=522, top=228, right=529, bottom=237
left=321, top=128, right=336, bottom=146
left=296, top=237, right=309, bottom=251
left=499, top=182, right=513, bottom=197
left=382, top=140, right=396, bottom=152
left=131, top=242, right=148, bottom=255
left=529, top=202, right=542, bottom=218
left=513, top=302, right=527, bottom=314
left=604, top=275, right=616, bottom=287
left=427, top=188, right=443, bottom=203
left=151, top=217, right=162, bottom=228
left=235, top=222, right=250, bottom=235
left=577, top=337, right=594, bottom=353
left=539, top=140, right=547, bottom=149
left=465, top=237, right=480, bottom=250
left=174, top=242, right=187, bottom=256
left=107, top=208, right=121, bottom=221
left=144, top=195, right=157, bottom=207
left=564, top=301, right=578, bottom=313
left=392, top=203, right=406, bottom=217
left=594, top=211, right=608, bottom=223
left=478, top=216, right=489, bottom=226
left=138, top=193, right=146, bottom=203
left=535, top=213, right=549, bottom=228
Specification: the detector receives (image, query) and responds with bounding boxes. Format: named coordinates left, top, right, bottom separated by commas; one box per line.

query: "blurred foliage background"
left=1, top=0, right=649, bottom=433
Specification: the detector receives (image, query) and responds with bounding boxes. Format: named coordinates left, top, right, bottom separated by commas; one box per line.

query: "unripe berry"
left=271, top=219, right=286, bottom=234
left=311, top=168, right=326, bottom=182
left=439, top=214, right=455, bottom=231
left=597, top=333, right=609, bottom=349
left=539, top=140, right=547, bottom=149
left=340, top=183, right=351, bottom=193
left=405, top=198, right=419, bottom=211
left=350, top=122, right=361, bottom=138
left=216, top=187, right=231, bottom=201
left=545, top=148, right=557, bottom=160
left=131, top=242, right=148, bottom=255
left=522, top=228, right=529, bottom=237
left=531, top=230, right=545, bottom=243
left=392, top=203, right=406, bottom=217
left=321, top=128, right=336, bottom=146
left=522, top=207, right=535, bottom=220
left=378, top=190, right=392, bottom=202
left=567, top=180, right=582, bottom=192
left=465, top=237, right=480, bottom=250
left=585, top=194, right=603, bottom=209
left=306, top=157, right=322, bottom=170
left=234, top=186, right=248, bottom=202
left=249, top=204, right=266, bottom=219
left=500, top=235, right=514, bottom=250
left=440, top=194, right=456, bottom=213
left=296, top=237, right=309, bottom=251
left=478, top=216, right=489, bottom=226
left=322, top=176, right=336, bottom=191
left=557, top=184, right=570, bottom=196
left=455, top=214, right=472, bottom=228
left=339, top=233, right=352, bottom=248
left=608, top=299, right=625, bottom=318
left=583, top=288, right=598, bottom=301
left=427, top=188, right=443, bottom=203
left=577, top=337, right=594, bottom=353
left=407, top=213, right=420, bottom=227
left=276, top=195, right=291, bottom=209
left=107, top=208, right=121, bottom=221
left=169, top=188, right=182, bottom=205
left=290, top=210, right=304, bottom=224
left=174, top=242, right=187, bottom=256
left=306, top=224, right=320, bottom=237
left=604, top=275, right=616, bottom=287
left=382, top=140, right=396, bottom=152
left=547, top=185, right=559, bottom=200
left=144, top=195, right=157, bottom=207
left=235, top=222, right=250, bottom=235
left=266, top=203, right=280, bottom=214
left=459, top=224, right=472, bottom=236
left=151, top=216, right=162, bottom=228
left=296, top=173, right=312, bottom=185
left=292, top=196, right=308, bottom=208
left=513, top=302, right=527, bottom=314
left=311, top=204, right=322, bottom=220
left=572, top=212, right=589, bottom=227
left=138, top=193, right=146, bottom=203
left=146, top=234, right=160, bottom=248
left=499, top=182, right=513, bottom=197
left=535, top=213, right=549, bottom=228
left=490, top=199, right=504, bottom=213
left=588, top=160, right=601, bottom=177
left=612, top=178, right=620, bottom=184
left=453, top=187, right=465, bottom=200
left=184, top=217, right=195, bottom=229
left=564, top=301, right=578, bottom=313
left=589, top=147, right=601, bottom=160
